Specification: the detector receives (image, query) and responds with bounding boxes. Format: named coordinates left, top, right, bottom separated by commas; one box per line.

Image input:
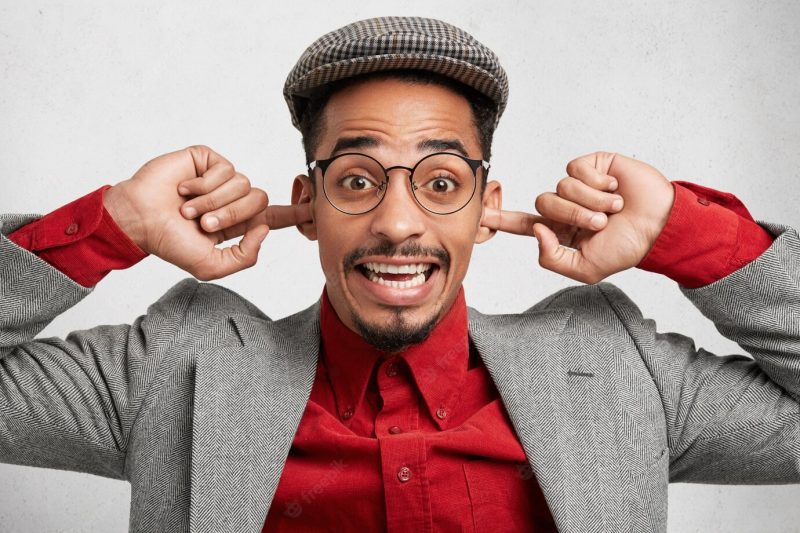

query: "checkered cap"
left=284, top=16, right=509, bottom=130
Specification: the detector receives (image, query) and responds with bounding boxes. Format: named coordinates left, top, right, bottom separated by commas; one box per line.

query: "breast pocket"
left=462, top=460, right=557, bottom=532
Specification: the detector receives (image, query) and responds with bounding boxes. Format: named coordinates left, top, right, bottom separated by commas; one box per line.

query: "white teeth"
left=362, top=262, right=434, bottom=274
left=365, top=269, right=427, bottom=289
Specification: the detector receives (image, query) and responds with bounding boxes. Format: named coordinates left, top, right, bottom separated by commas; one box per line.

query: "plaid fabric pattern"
left=283, top=16, right=509, bottom=129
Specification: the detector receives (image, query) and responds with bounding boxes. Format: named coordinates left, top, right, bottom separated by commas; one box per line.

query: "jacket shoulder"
left=524, top=282, right=641, bottom=317
left=145, top=278, right=271, bottom=331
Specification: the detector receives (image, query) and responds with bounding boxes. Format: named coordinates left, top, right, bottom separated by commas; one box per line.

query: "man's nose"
left=368, top=170, right=427, bottom=243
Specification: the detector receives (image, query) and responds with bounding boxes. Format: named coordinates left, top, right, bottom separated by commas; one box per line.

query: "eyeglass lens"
left=321, top=153, right=477, bottom=214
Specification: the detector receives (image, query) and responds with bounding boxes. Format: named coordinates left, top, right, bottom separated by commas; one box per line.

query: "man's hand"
left=103, top=145, right=311, bottom=281
left=482, top=152, right=675, bottom=284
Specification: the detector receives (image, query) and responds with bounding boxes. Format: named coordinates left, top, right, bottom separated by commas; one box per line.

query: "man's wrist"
left=637, top=181, right=774, bottom=288
left=103, top=182, right=148, bottom=252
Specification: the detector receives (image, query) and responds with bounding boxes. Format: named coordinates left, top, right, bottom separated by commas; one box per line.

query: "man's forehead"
left=329, top=136, right=470, bottom=159
left=317, top=79, right=482, bottom=158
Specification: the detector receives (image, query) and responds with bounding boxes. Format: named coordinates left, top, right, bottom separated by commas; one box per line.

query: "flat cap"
left=283, top=16, right=509, bottom=130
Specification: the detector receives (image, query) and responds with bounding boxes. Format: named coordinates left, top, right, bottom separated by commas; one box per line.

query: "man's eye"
left=423, top=176, right=458, bottom=193
left=340, top=175, right=377, bottom=191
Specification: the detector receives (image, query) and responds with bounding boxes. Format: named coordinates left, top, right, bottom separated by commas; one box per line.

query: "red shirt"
left=7, top=180, right=775, bottom=531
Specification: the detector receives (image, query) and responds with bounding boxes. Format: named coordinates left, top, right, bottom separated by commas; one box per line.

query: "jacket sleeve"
left=0, top=213, right=201, bottom=479
left=599, top=220, right=800, bottom=484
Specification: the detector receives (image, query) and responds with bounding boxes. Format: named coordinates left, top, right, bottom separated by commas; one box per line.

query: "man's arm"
left=0, top=216, right=202, bottom=476
left=0, top=146, right=281, bottom=476
left=598, top=220, right=800, bottom=482
left=484, top=151, right=798, bottom=482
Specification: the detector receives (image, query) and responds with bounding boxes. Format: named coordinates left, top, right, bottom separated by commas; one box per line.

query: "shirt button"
left=397, top=466, right=412, bottom=482
left=388, top=425, right=402, bottom=434
left=436, top=407, right=448, bottom=420
left=385, top=361, right=400, bottom=377
left=697, top=197, right=710, bottom=206
left=65, top=223, right=79, bottom=235
left=341, top=407, right=354, bottom=420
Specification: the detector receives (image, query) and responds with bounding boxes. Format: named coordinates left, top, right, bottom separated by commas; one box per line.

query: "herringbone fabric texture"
left=283, top=16, right=509, bottom=129
left=2, top=212, right=799, bottom=532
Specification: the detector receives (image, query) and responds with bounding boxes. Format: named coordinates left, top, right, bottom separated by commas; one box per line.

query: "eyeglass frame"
left=306, top=151, right=491, bottom=216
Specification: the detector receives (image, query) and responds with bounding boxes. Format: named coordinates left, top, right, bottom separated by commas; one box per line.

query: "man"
left=1, top=15, right=798, bottom=533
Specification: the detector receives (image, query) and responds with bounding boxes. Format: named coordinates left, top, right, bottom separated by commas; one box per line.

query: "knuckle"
left=556, top=177, right=572, bottom=196
left=570, top=208, right=585, bottom=226
left=222, top=205, right=237, bottom=224
left=232, top=174, right=251, bottom=191
left=253, top=188, right=269, bottom=208
left=534, top=194, right=549, bottom=213
left=194, top=178, right=212, bottom=195
left=203, top=195, right=218, bottom=211
left=243, top=251, right=258, bottom=267
left=219, top=162, right=235, bottom=177
left=565, top=159, right=580, bottom=176
left=187, top=144, right=211, bottom=154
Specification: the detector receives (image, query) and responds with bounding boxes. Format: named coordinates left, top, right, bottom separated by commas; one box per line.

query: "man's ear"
left=475, top=180, right=502, bottom=244
left=291, top=174, right=317, bottom=241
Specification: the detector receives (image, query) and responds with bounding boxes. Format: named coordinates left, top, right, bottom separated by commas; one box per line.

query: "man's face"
left=293, top=77, right=500, bottom=352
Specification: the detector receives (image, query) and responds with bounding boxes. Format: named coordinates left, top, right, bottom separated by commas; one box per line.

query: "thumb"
left=195, top=224, right=270, bottom=281
left=532, top=223, right=594, bottom=283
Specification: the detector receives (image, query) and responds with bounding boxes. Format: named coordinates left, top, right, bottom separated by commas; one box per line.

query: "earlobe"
left=291, top=174, right=318, bottom=241
left=475, top=180, right=502, bottom=244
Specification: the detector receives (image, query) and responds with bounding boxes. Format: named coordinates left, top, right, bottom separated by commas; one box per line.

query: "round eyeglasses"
left=307, top=152, right=490, bottom=215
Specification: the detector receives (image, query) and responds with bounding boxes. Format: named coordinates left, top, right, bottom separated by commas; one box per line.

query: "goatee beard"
left=351, top=306, right=440, bottom=353
left=343, top=240, right=451, bottom=353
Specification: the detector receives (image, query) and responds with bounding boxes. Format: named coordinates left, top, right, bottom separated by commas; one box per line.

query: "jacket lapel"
left=189, top=302, right=320, bottom=533
left=468, top=306, right=625, bottom=533
left=187, top=298, right=624, bottom=532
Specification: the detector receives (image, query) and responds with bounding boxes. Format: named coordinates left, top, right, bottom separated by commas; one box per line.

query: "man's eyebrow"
left=329, top=136, right=470, bottom=159
left=330, top=136, right=380, bottom=157
left=417, top=138, right=469, bottom=158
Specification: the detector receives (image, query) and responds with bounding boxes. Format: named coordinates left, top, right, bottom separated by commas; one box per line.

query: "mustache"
left=343, top=241, right=450, bottom=273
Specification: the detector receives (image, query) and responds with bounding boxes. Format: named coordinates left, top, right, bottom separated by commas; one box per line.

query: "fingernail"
left=178, top=186, right=190, bottom=195
left=609, top=179, right=618, bottom=191
left=612, top=198, right=623, bottom=210
left=205, top=216, right=219, bottom=229
left=591, top=213, right=606, bottom=228
left=183, top=206, right=197, bottom=218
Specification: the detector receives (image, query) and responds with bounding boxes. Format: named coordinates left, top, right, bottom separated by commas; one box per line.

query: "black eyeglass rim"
left=306, top=151, right=490, bottom=216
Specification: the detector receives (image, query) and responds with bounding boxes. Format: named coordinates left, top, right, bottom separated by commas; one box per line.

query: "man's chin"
left=351, top=308, right=440, bottom=354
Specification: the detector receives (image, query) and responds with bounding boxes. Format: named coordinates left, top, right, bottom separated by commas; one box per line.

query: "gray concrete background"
left=1, top=0, right=799, bottom=531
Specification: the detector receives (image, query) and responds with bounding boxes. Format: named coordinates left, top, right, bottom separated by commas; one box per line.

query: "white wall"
left=1, top=1, right=799, bottom=531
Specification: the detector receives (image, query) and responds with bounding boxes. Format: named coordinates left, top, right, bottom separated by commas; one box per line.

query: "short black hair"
left=297, top=69, right=498, bottom=169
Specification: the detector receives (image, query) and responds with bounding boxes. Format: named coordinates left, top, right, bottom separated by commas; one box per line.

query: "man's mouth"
left=356, top=261, right=437, bottom=289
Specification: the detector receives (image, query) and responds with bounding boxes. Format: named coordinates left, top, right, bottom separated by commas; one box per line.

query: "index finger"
left=481, top=207, right=547, bottom=237
left=263, top=203, right=313, bottom=230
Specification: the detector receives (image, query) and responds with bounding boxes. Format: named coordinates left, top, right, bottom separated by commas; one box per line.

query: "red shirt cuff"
left=637, top=181, right=775, bottom=288
left=7, top=185, right=148, bottom=287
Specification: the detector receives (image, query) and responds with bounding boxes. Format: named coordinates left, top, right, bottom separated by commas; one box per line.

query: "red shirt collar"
left=319, top=286, right=470, bottom=429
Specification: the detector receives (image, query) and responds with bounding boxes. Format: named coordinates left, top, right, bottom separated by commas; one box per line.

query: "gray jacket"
left=1, top=212, right=799, bottom=533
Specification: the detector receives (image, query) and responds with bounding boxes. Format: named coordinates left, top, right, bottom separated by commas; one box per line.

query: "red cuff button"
left=65, top=223, right=79, bottom=235
left=697, top=197, right=710, bottom=206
